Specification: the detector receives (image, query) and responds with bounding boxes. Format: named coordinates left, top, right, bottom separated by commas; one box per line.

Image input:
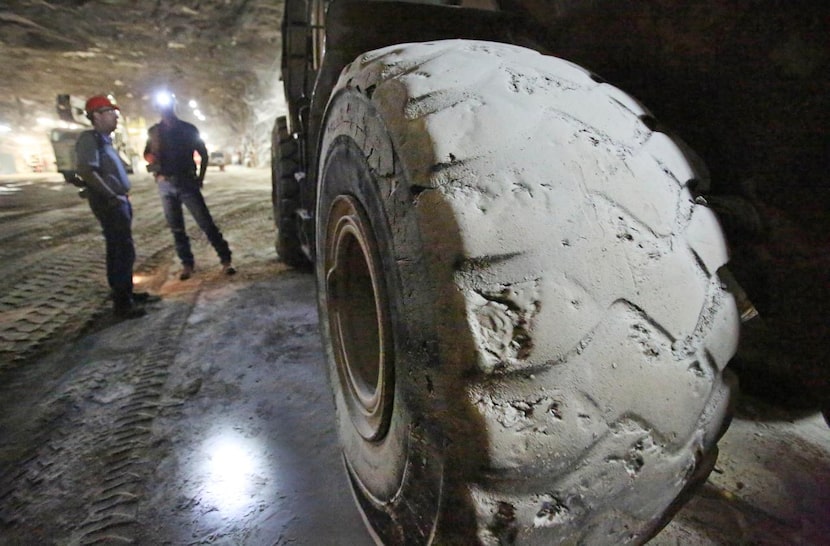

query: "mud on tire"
left=316, top=40, right=740, bottom=545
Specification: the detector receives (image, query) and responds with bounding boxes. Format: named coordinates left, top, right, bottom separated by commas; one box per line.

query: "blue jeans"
left=88, top=193, right=135, bottom=307
left=156, top=177, right=231, bottom=266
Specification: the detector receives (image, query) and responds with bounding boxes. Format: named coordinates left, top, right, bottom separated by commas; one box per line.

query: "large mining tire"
left=271, top=115, right=309, bottom=268
left=316, top=40, right=740, bottom=545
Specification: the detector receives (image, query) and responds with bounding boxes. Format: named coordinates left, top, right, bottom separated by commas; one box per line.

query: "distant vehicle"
left=209, top=151, right=226, bottom=171
left=50, top=126, right=85, bottom=183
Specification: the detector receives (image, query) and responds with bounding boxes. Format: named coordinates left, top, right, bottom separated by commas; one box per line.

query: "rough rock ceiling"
left=0, top=0, right=285, bottom=154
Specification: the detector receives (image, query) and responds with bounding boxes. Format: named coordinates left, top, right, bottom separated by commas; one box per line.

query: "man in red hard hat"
left=75, top=95, right=159, bottom=319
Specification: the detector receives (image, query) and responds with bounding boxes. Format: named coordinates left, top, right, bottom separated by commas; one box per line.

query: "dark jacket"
left=144, top=117, right=207, bottom=180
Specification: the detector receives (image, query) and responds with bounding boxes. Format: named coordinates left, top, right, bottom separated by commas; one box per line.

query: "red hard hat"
left=85, top=95, right=120, bottom=114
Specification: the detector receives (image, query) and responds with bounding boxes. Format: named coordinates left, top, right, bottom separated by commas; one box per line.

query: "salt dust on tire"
left=316, top=39, right=740, bottom=544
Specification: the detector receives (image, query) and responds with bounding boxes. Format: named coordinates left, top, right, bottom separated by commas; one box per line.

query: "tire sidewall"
left=316, top=95, right=445, bottom=541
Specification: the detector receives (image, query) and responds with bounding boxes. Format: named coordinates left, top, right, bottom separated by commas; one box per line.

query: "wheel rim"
left=324, top=195, right=393, bottom=442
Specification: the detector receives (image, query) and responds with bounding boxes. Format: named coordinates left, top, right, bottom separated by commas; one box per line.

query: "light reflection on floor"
left=197, top=426, right=271, bottom=517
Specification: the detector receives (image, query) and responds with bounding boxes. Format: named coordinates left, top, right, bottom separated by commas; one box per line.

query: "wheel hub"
left=324, top=195, right=393, bottom=442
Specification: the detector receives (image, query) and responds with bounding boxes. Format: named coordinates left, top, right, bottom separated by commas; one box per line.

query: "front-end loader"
left=270, top=0, right=827, bottom=543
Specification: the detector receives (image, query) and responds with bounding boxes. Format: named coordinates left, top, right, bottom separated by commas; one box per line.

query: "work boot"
left=133, top=291, right=161, bottom=303
left=114, top=302, right=146, bottom=319
left=221, top=261, right=236, bottom=275
left=179, top=264, right=194, bottom=280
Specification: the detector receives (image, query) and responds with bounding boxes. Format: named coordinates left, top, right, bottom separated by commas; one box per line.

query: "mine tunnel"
left=0, top=1, right=827, bottom=544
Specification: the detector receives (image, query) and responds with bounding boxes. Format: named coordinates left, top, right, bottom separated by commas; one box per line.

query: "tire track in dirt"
left=0, top=243, right=109, bottom=369
left=0, top=182, right=272, bottom=372
left=0, top=299, right=196, bottom=545
left=0, top=182, right=174, bottom=371
left=0, top=171, right=283, bottom=544
left=67, top=301, right=194, bottom=545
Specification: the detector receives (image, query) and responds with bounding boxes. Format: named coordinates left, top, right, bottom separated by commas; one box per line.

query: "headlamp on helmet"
left=154, top=90, right=177, bottom=111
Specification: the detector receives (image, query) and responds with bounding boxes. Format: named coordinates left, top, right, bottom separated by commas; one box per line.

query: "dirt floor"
left=0, top=169, right=827, bottom=545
